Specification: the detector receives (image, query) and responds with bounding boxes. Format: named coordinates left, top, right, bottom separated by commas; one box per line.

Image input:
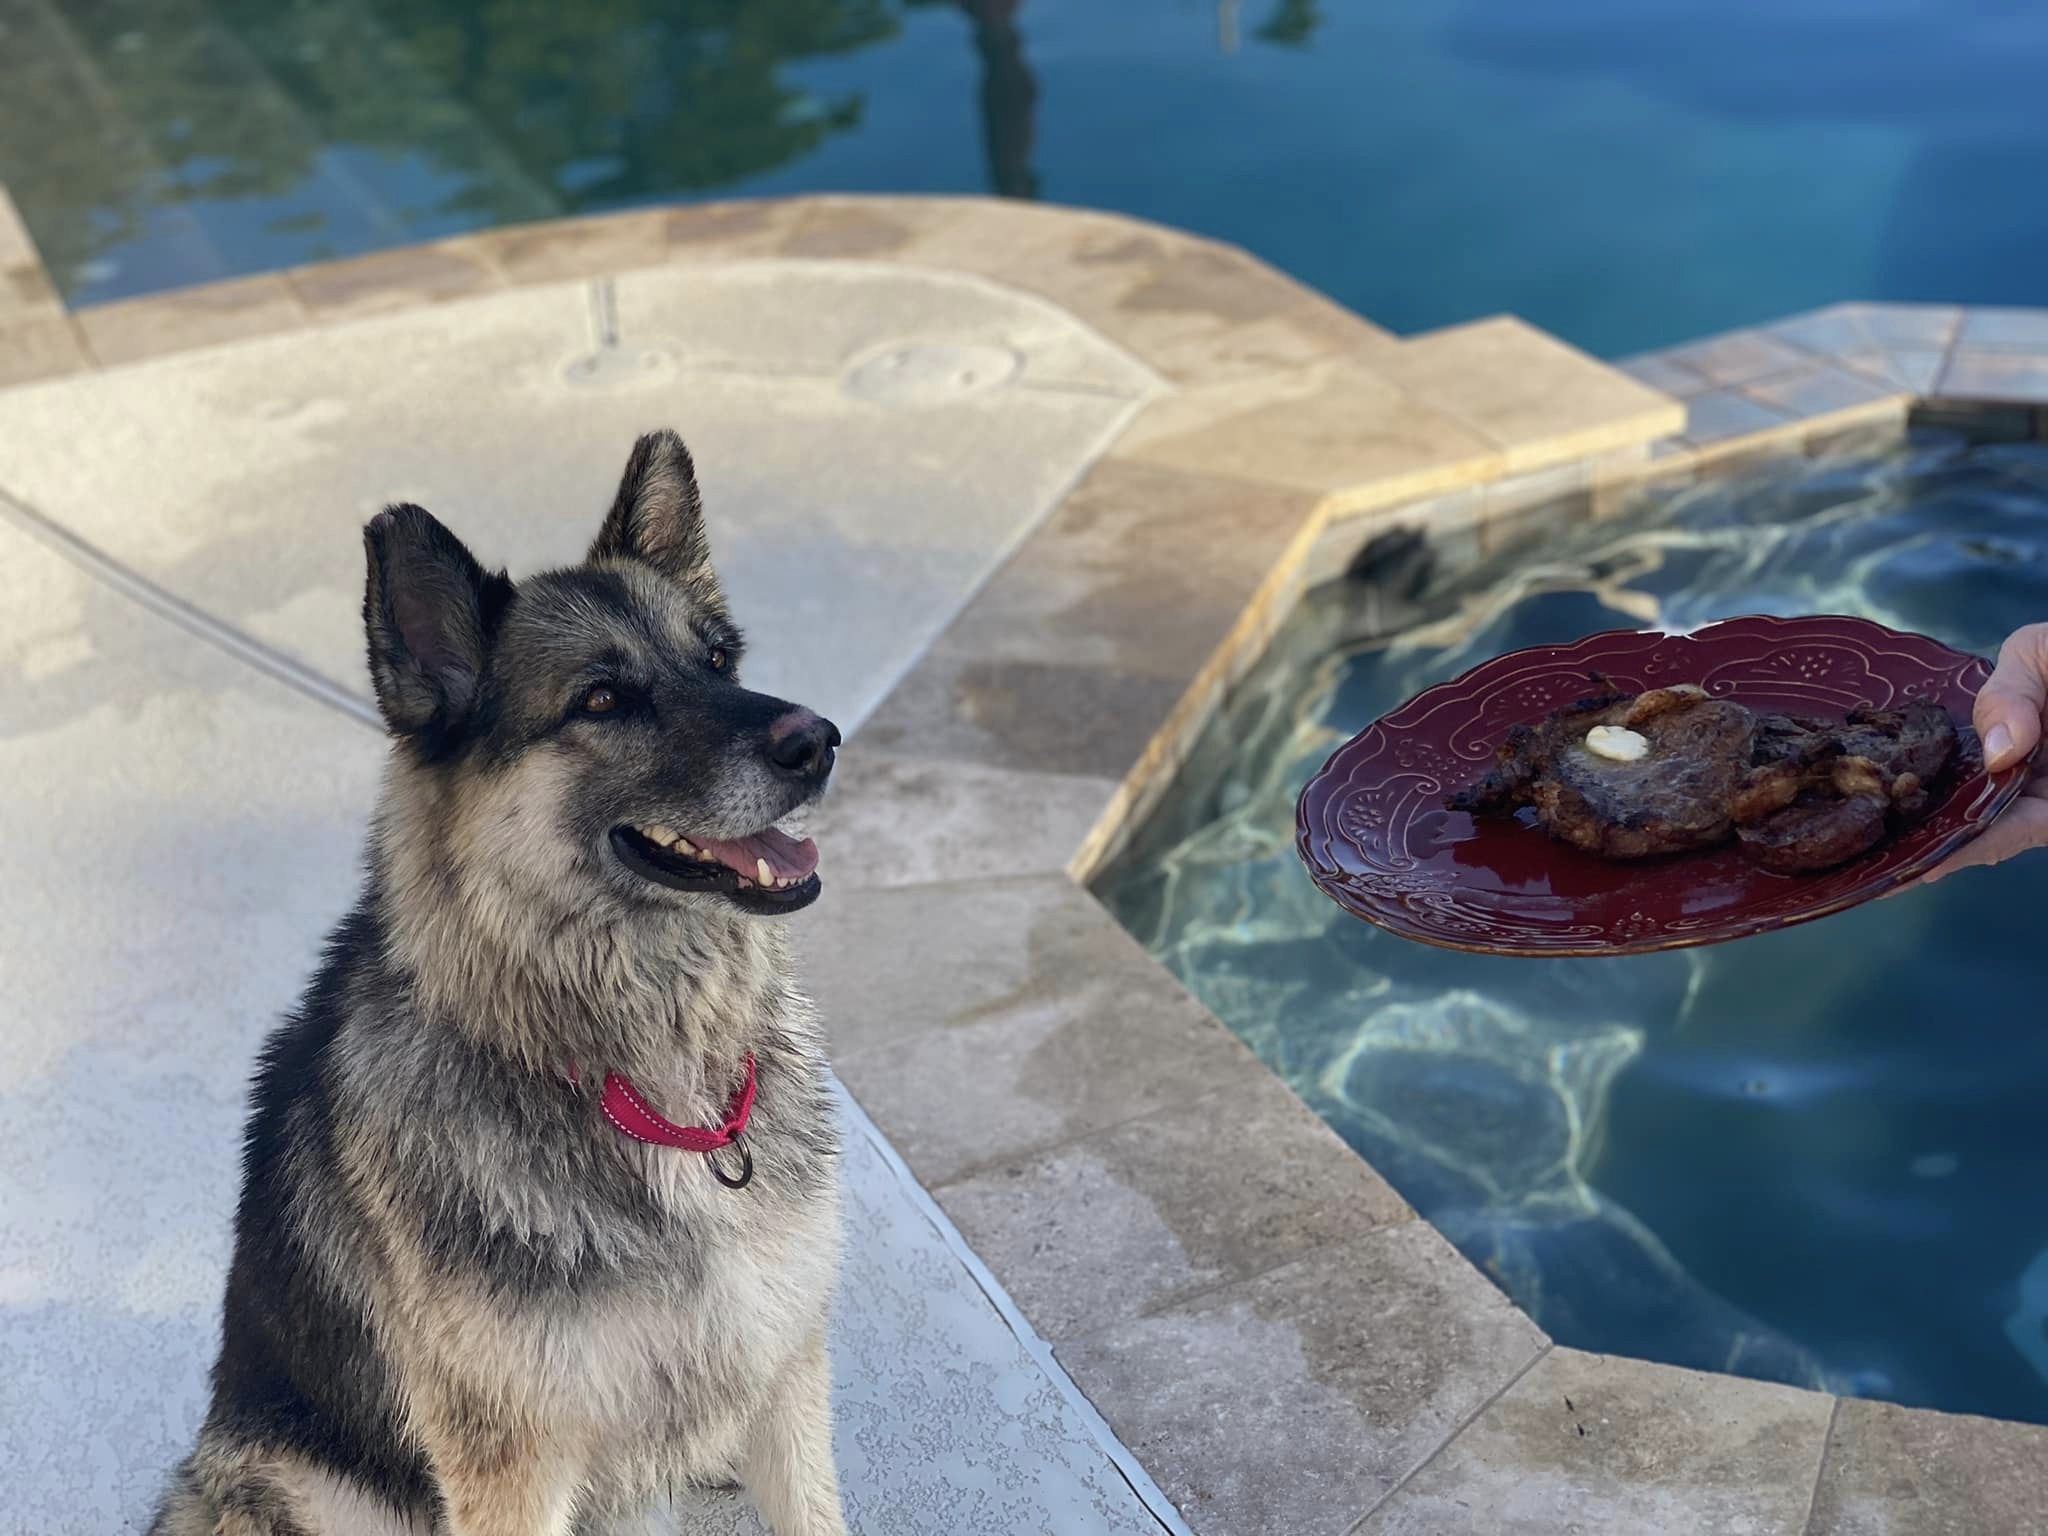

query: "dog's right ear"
left=588, top=429, right=714, bottom=590
left=363, top=505, right=507, bottom=744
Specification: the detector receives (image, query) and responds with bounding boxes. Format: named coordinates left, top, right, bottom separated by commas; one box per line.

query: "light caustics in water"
left=1102, top=436, right=2048, bottom=1418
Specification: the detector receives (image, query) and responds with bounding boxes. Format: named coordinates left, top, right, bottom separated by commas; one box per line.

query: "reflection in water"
left=1101, top=434, right=2048, bottom=1422
left=0, top=0, right=902, bottom=301
left=955, top=0, right=1039, bottom=199
left=10, top=0, right=2048, bottom=352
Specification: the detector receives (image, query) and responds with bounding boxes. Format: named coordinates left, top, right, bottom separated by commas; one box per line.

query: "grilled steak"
left=1451, top=686, right=1961, bottom=872
left=1450, top=685, right=1758, bottom=859
left=1731, top=703, right=1960, bottom=872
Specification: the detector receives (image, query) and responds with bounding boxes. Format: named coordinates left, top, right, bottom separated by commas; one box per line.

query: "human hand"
left=1922, top=622, right=2048, bottom=883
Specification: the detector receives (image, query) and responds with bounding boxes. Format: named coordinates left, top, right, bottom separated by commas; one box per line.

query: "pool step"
left=1380, top=315, right=1686, bottom=477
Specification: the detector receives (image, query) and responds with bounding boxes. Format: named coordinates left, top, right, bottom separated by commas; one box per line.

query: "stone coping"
left=8, top=189, right=2047, bottom=1535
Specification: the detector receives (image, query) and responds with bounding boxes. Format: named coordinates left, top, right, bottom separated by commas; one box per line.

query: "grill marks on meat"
left=1729, top=703, right=1960, bottom=872
left=1449, top=683, right=1961, bottom=873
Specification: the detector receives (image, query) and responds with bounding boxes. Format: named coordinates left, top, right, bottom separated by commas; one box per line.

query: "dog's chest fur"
left=325, top=910, right=844, bottom=1496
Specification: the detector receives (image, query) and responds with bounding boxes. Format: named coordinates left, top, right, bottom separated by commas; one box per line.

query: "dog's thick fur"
left=150, top=433, right=848, bottom=1536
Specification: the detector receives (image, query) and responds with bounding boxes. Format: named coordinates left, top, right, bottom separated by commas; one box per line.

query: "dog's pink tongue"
left=698, top=827, right=819, bottom=882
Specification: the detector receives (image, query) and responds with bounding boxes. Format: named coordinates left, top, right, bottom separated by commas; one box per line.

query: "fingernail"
left=1986, top=723, right=2015, bottom=766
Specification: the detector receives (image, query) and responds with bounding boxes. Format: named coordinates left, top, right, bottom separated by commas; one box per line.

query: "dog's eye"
left=582, top=685, right=619, bottom=715
left=707, top=648, right=729, bottom=674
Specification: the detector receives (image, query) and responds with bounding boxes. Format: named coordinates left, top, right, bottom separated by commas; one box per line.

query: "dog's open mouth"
left=610, top=823, right=822, bottom=914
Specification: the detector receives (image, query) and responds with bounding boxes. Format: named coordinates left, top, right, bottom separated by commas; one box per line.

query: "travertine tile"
left=1116, top=357, right=1503, bottom=507
left=664, top=197, right=813, bottom=260
left=0, top=309, right=88, bottom=387
left=1057, top=1224, right=1547, bottom=1536
left=937, top=1067, right=1411, bottom=1336
left=1361, top=1348, right=1834, bottom=1536
left=1765, top=303, right=1876, bottom=360
left=1661, top=328, right=1813, bottom=387
left=1683, top=387, right=1795, bottom=443
left=1956, top=307, right=2048, bottom=352
left=1853, top=302, right=1962, bottom=351
left=463, top=209, right=668, bottom=284
left=288, top=239, right=505, bottom=320
left=828, top=888, right=1256, bottom=1186
left=1743, top=361, right=1903, bottom=418
left=78, top=275, right=306, bottom=365
left=804, top=748, right=1116, bottom=893
left=800, top=875, right=1128, bottom=1054
left=777, top=195, right=977, bottom=259
left=0, top=183, right=40, bottom=277
left=855, top=649, right=1187, bottom=779
left=931, top=457, right=1316, bottom=679
left=1375, top=316, right=1683, bottom=472
left=1937, top=350, right=2048, bottom=403
left=1806, top=1397, right=2048, bottom=1536
left=1615, top=350, right=1711, bottom=398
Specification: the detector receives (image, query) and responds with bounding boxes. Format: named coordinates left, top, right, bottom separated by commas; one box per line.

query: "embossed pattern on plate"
left=1296, top=615, right=2033, bottom=957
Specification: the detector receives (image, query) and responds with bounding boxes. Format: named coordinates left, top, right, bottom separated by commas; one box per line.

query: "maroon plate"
left=1296, top=614, right=2032, bottom=957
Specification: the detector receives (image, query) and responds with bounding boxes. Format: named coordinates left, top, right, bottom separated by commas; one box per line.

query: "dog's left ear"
left=589, top=429, right=716, bottom=590
left=363, top=504, right=508, bottom=745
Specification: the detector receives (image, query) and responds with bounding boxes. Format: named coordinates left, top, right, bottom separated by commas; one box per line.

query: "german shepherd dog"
left=150, top=432, right=849, bottom=1535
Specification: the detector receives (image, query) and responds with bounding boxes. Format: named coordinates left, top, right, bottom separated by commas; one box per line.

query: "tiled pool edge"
left=9, top=192, right=2048, bottom=1534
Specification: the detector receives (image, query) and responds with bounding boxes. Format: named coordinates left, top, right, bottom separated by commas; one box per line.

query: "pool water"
left=5, top=0, right=2048, bottom=354
left=1098, top=434, right=2048, bottom=1424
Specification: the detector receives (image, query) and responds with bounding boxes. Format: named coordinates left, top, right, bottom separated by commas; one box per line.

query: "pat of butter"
left=1585, top=725, right=1650, bottom=763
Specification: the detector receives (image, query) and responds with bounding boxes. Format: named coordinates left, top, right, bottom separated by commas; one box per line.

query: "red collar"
left=577, top=1054, right=758, bottom=1189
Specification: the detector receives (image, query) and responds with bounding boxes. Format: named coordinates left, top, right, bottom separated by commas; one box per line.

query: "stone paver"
left=825, top=881, right=1256, bottom=1187
left=937, top=1067, right=1412, bottom=1337
left=75, top=274, right=308, bottom=366
left=897, top=457, right=1317, bottom=682
left=1660, top=328, right=1814, bottom=388
left=458, top=207, right=670, bottom=285
left=808, top=750, right=1119, bottom=890
left=1359, top=1348, right=1835, bottom=1536
left=1373, top=316, right=1683, bottom=472
left=1806, top=1397, right=2048, bottom=1536
left=0, top=307, right=87, bottom=387
left=1745, top=360, right=1902, bottom=418
left=1956, top=308, right=2048, bottom=352
left=286, top=237, right=507, bottom=320
left=1115, top=357, right=1503, bottom=508
left=1683, top=386, right=1797, bottom=444
left=1058, top=1224, right=1549, bottom=1536
left=1940, top=350, right=2048, bottom=403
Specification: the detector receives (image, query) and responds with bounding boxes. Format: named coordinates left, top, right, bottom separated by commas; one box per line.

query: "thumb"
left=1974, top=623, right=2048, bottom=773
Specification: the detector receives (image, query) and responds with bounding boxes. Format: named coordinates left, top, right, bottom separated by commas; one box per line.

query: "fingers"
left=1974, top=623, right=2048, bottom=773
left=1920, top=787, right=2048, bottom=884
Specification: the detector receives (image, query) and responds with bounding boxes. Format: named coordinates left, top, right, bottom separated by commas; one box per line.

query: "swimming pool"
left=1098, top=432, right=2048, bottom=1424
left=4, top=0, right=2047, bottom=355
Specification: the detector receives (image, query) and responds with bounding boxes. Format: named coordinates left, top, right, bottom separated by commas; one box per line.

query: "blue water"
left=4, top=0, right=2047, bottom=353
left=1099, top=434, right=2048, bottom=1424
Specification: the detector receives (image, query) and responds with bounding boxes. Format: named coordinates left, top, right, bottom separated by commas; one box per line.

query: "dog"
left=149, top=431, right=849, bottom=1536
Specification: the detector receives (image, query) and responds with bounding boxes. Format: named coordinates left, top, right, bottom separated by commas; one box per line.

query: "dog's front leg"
left=739, top=1330, right=846, bottom=1536
left=418, top=1400, right=581, bottom=1536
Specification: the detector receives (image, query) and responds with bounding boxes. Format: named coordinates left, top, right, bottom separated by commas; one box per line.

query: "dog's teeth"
left=647, top=824, right=678, bottom=846
left=674, top=838, right=695, bottom=855
left=756, top=857, right=773, bottom=886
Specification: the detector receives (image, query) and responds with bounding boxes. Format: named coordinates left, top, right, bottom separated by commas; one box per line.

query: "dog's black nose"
left=769, top=710, right=840, bottom=782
